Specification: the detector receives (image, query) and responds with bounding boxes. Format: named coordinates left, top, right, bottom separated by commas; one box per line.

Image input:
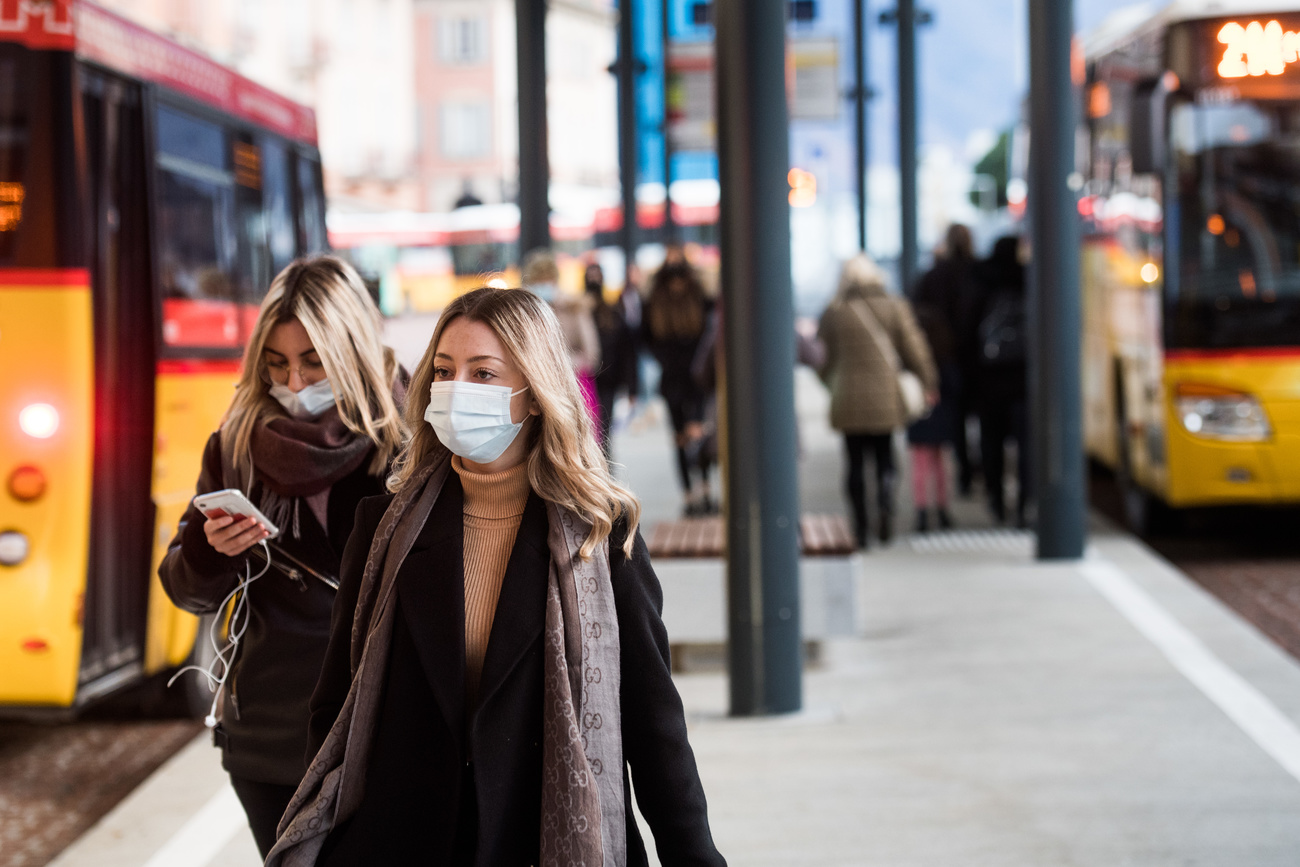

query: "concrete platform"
left=45, top=366, right=1300, bottom=865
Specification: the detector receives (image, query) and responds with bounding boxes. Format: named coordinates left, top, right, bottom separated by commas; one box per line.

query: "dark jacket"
left=158, top=432, right=387, bottom=786
left=310, top=476, right=726, bottom=867
left=592, top=295, right=641, bottom=398
left=971, top=240, right=1028, bottom=406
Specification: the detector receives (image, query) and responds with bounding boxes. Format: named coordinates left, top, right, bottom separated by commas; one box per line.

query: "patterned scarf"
left=265, top=453, right=627, bottom=867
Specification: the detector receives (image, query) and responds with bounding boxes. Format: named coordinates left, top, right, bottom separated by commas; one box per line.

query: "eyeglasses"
left=261, top=358, right=327, bottom=386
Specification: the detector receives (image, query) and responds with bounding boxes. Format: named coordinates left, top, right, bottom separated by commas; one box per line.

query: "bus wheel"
left=1115, top=425, right=1176, bottom=536
left=178, top=612, right=221, bottom=720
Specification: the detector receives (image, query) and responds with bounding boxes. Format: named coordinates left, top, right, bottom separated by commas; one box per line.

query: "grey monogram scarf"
left=265, top=453, right=627, bottom=867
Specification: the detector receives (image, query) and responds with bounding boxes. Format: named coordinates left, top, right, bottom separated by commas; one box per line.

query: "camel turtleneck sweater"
left=451, top=456, right=532, bottom=705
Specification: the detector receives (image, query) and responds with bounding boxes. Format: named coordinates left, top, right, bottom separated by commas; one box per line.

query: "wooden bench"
left=644, top=514, right=860, bottom=671
left=646, top=514, right=856, bottom=559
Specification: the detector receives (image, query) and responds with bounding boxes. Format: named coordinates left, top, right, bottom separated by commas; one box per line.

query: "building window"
left=439, top=101, right=491, bottom=159
left=438, top=17, right=487, bottom=65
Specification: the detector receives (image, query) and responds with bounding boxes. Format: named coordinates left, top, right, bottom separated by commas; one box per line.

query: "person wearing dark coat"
left=267, top=287, right=725, bottom=867
left=585, top=262, right=641, bottom=457
left=642, top=257, right=716, bottom=516
left=158, top=257, right=406, bottom=859
left=906, top=224, right=975, bottom=531
left=972, top=235, right=1032, bottom=526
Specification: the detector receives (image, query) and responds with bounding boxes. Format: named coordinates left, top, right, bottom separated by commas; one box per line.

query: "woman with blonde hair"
left=818, top=253, right=937, bottom=548
left=268, top=286, right=725, bottom=866
left=160, top=256, right=405, bottom=858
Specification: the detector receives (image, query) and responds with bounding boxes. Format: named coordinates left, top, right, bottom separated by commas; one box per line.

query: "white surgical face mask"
left=269, top=379, right=336, bottom=420
left=424, top=381, right=529, bottom=464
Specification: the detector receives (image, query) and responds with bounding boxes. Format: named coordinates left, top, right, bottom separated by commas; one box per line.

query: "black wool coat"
left=308, top=474, right=726, bottom=867
left=159, top=432, right=387, bottom=786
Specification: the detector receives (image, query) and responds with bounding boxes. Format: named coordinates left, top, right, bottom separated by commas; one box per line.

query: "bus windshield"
left=1170, top=98, right=1300, bottom=349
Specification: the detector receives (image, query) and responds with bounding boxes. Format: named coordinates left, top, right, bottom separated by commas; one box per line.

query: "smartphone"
left=193, top=489, right=281, bottom=540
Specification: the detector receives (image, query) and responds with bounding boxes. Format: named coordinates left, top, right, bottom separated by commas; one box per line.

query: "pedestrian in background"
left=159, top=257, right=406, bottom=858
left=522, top=247, right=601, bottom=434
left=973, top=235, right=1031, bottom=526
left=907, top=224, right=973, bottom=532
left=269, top=287, right=727, bottom=866
left=585, top=261, right=640, bottom=455
left=643, top=254, right=716, bottom=516
left=818, top=254, right=937, bottom=548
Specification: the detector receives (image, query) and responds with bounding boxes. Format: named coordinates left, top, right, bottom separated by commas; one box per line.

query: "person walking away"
left=907, top=225, right=972, bottom=531
left=973, top=235, right=1031, bottom=526
left=818, top=254, right=937, bottom=548
left=158, top=256, right=406, bottom=858
left=522, top=247, right=602, bottom=434
left=922, top=224, right=981, bottom=497
left=642, top=257, right=716, bottom=516
left=268, top=287, right=727, bottom=866
left=585, top=262, right=640, bottom=456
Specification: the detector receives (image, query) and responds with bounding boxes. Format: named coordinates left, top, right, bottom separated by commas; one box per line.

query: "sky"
left=871, top=0, right=1153, bottom=164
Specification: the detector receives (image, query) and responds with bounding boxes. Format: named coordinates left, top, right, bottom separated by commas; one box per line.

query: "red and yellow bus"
left=0, top=0, right=327, bottom=716
left=1081, top=1, right=1300, bottom=530
left=328, top=185, right=721, bottom=314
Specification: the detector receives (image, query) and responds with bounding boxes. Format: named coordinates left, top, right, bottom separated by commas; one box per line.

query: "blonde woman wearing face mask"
left=159, top=256, right=406, bottom=859
left=268, top=287, right=725, bottom=867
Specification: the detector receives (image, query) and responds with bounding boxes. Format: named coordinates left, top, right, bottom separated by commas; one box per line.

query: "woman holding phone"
left=267, top=286, right=725, bottom=866
left=159, top=256, right=405, bottom=858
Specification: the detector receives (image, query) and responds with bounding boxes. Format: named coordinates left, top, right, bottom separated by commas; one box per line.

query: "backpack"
left=978, top=288, right=1027, bottom=367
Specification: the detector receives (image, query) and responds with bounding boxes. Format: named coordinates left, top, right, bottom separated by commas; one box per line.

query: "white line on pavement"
left=140, top=784, right=246, bottom=867
left=1081, top=557, right=1300, bottom=784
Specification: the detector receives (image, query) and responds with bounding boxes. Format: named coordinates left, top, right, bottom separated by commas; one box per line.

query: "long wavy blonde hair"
left=389, top=287, right=641, bottom=558
left=223, top=256, right=406, bottom=481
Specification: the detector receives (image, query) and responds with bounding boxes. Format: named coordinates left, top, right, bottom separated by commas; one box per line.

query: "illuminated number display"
left=1218, top=20, right=1300, bottom=78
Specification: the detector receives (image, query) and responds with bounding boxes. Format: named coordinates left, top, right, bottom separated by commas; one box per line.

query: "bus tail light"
left=18, top=403, right=59, bottom=439
left=0, top=531, right=29, bottom=566
left=1175, top=384, right=1271, bottom=441
left=7, top=466, right=46, bottom=502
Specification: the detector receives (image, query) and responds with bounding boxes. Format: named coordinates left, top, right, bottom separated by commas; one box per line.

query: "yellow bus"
left=0, top=1, right=327, bottom=716
left=1081, top=1, right=1300, bottom=531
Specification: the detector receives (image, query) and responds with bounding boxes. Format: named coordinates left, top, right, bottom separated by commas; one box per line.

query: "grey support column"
left=516, top=0, right=550, bottom=258
left=617, top=0, right=638, bottom=272
left=897, top=0, right=918, bottom=292
left=855, top=0, right=869, bottom=252
left=715, top=0, right=803, bottom=716
left=1028, top=0, right=1086, bottom=559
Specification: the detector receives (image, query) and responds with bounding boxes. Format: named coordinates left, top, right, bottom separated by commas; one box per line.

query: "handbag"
left=850, top=298, right=929, bottom=423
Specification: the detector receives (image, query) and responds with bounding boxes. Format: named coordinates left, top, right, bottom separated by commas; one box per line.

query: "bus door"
left=76, top=66, right=156, bottom=696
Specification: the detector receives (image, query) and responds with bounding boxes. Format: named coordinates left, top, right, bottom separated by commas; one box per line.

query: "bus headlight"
left=18, top=403, right=59, bottom=439
left=0, top=531, right=29, bottom=566
left=1175, top=385, right=1271, bottom=441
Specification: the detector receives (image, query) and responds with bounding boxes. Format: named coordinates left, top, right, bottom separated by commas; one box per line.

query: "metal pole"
left=516, top=0, right=550, bottom=259
left=617, top=0, right=639, bottom=273
left=716, top=0, right=803, bottom=716
left=1029, top=0, right=1085, bottom=559
left=661, top=0, right=676, bottom=244
left=854, top=0, right=868, bottom=252
left=897, top=0, right=918, bottom=293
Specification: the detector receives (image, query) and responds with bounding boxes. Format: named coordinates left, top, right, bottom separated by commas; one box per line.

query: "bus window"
left=0, top=46, right=57, bottom=266
left=296, top=153, right=327, bottom=254
left=1171, top=99, right=1300, bottom=350
left=262, top=137, right=296, bottom=275
left=233, top=135, right=271, bottom=310
left=154, top=106, right=238, bottom=348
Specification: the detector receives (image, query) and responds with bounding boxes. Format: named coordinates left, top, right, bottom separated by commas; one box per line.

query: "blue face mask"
left=424, top=381, right=530, bottom=464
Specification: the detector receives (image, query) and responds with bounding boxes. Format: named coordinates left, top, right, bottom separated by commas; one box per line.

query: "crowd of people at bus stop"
left=508, top=230, right=1033, bottom=550
left=818, top=225, right=1032, bottom=548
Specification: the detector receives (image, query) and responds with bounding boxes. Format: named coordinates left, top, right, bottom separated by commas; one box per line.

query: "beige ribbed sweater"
left=451, top=456, right=532, bottom=705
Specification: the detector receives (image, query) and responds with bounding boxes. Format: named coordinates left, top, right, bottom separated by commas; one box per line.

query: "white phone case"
left=193, top=489, right=281, bottom=539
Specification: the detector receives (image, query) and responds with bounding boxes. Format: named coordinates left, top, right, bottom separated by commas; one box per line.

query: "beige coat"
left=818, top=282, right=938, bottom=434
left=552, top=294, right=601, bottom=375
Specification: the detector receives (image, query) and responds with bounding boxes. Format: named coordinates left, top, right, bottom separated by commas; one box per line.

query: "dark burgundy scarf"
left=248, top=408, right=374, bottom=538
